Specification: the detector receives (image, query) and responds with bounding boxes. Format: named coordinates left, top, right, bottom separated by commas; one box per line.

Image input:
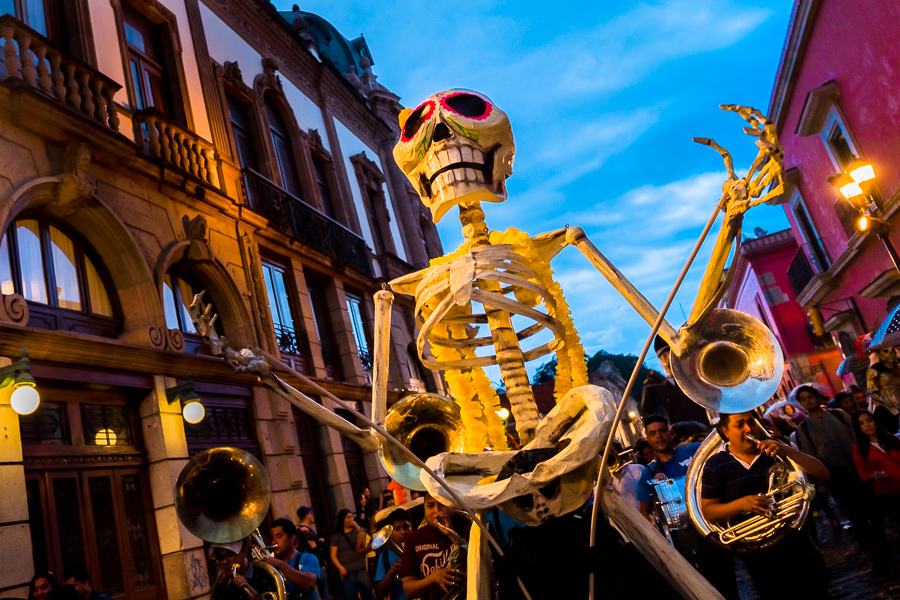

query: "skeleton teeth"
left=449, top=147, right=462, bottom=163
left=437, top=151, right=450, bottom=169
left=446, top=170, right=456, bottom=183
left=473, top=148, right=484, bottom=163
left=461, top=147, right=473, bottom=162
left=427, top=154, right=440, bottom=175
left=475, top=170, right=484, bottom=183
left=465, top=168, right=477, bottom=181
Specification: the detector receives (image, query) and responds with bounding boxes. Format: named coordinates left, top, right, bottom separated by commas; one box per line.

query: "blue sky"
left=275, top=0, right=793, bottom=375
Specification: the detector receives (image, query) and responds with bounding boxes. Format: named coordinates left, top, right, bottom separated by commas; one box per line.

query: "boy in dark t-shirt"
left=399, top=493, right=460, bottom=600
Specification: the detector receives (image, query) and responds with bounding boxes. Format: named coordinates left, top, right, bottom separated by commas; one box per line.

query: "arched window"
left=264, top=95, right=303, bottom=199
left=162, top=270, right=223, bottom=354
left=0, top=217, right=118, bottom=336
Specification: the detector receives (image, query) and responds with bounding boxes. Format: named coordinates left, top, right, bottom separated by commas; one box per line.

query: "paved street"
left=735, top=515, right=900, bottom=599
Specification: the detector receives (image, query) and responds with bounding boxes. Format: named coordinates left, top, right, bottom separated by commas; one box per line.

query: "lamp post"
left=166, top=373, right=206, bottom=424
left=0, top=348, right=40, bottom=415
left=833, top=161, right=900, bottom=275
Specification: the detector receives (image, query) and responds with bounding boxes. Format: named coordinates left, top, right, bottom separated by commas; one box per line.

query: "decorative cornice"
left=768, top=0, right=823, bottom=128
left=860, top=269, right=900, bottom=300
left=796, top=270, right=839, bottom=307
left=24, top=453, right=146, bottom=468
left=796, top=80, right=840, bottom=137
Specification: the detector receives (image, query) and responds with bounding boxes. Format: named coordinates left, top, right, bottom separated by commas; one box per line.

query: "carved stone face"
left=393, top=89, right=514, bottom=223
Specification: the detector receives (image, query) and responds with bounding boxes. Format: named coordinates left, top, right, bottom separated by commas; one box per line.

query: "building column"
left=0, top=357, right=33, bottom=599
left=330, top=279, right=369, bottom=386
left=317, top=395, right=356, bottom=517
left=140, top=376, right=208, bottom=600
left=254, top=386, right=312, bottom=522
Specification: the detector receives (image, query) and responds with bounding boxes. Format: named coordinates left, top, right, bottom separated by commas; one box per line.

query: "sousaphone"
left=175, top=447, right=287, bottom=600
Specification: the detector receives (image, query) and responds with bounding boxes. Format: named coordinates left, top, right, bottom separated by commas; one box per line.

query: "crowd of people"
left=24, top=339, right=900, bottom=600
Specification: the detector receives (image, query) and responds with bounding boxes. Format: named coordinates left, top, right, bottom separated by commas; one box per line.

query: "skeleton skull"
left=393, top=89, right=514, bottom=223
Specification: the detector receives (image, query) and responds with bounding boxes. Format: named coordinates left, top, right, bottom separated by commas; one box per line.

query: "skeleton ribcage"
left=413, top=244, right=566, bottom=370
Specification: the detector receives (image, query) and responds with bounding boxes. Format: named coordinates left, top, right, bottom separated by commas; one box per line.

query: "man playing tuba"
left=210, top=540, right=280, bottom=600
left=700, top=412, right=830, bottom=599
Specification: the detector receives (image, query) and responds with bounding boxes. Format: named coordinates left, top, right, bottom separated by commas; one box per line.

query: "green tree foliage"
left=531, top=350, right=654, bottom=399
left=531, top=357, right=557, bottom=384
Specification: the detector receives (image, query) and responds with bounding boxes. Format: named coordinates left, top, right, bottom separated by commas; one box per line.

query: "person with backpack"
left=795, top=385, right=876, bottom=548
left=264, top=518, right=320, bottom=600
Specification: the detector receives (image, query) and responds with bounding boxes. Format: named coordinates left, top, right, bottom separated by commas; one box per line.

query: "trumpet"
left=371, top=524, right=404, bottom=556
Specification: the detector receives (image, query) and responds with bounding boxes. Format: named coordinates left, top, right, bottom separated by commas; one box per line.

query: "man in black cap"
left=641, top=334, right=710, bottom=425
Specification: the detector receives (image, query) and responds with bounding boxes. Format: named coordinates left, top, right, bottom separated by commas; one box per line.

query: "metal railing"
left=243, top=169, right=372, bottom=276
left=0, top=15, right=120, bottom=131
left=273, top=322, right=310, bottom=357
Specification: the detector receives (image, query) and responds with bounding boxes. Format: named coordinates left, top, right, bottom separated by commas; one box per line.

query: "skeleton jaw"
left=421, top=142, right=504, bottom=223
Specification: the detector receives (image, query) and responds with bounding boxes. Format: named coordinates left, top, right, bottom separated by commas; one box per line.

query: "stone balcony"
left=0, top=15, right=120, bottom=131
left=132, top=108, right=219, bottom=188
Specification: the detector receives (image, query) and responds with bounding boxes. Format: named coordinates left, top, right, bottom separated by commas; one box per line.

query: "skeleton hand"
left=693, top=105, right=784, bottom=219
left=189, top=291, right=226, bottom=356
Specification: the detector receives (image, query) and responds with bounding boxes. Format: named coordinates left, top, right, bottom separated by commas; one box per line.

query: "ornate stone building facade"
left=0, top=2, right=442, bottom=598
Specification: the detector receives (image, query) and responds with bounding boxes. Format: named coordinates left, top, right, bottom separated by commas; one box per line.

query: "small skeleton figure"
left=867, top=346, right=900, bottom=416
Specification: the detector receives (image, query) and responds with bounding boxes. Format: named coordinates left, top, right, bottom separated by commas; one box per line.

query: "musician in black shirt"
left=701, top=412, right=830, bottom=599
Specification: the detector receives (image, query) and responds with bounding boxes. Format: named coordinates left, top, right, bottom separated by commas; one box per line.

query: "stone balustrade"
left=133, top=108, right=217, bottom=187
left=0, top=15, right=120, bottom=131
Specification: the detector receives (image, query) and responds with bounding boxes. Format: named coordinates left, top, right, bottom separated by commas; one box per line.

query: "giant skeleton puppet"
left=189, top=89, right=786, bottom=600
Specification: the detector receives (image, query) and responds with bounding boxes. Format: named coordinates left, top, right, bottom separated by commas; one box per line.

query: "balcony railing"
left=787, top=249, right=815, bottom=298
left=133, top=108, right=217, bottom=187
left=243, top=169, right=372, bottom=276
left=0, top=15, right=120, bottom=131
left=274, top=322, right=310, bottom=357
left=357, top=347, right=372, bottom=372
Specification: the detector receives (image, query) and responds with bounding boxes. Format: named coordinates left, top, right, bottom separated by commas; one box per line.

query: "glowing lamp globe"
left=95, top=428, right=117, bottom=446
left=11, top=384, right=40, bottom=415
left=183, top=400, right=205, bottom=424
left=496, top=407, right=509, bottom=420
left=859, top=215, right=871, bottom=231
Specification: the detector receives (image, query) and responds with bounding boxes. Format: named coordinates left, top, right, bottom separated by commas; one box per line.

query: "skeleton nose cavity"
left=433, top=122, right=452, bottom=142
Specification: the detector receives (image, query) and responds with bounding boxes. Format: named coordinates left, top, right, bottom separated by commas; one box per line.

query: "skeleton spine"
left=459, top=202, right=539, bottom=444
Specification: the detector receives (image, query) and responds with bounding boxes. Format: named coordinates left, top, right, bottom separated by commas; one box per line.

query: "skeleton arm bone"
left=371, top=290, right=393, bottom=435
left=564, top=227, right=681, bottom=354
left=262, top=368, right=379, bottom=451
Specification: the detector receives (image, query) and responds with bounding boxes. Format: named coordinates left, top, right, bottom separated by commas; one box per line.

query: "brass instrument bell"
left=379, top=392, right=467, bottom=490
left=371, top=524, right=393, bottom=550
left=671, top=308, right=784, bottom=413
left=174, top=447, right=272, bottom=543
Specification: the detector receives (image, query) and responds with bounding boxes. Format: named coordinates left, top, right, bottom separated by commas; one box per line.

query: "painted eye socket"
left=402, top=101, right=434, bottom=141
left=441, top=92, right=492, bottom=120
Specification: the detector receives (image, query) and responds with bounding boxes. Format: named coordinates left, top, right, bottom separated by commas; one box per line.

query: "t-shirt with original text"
left=399, top=524, right=453, bottom=600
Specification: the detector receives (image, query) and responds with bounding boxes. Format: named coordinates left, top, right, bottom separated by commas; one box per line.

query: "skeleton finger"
left=693, top=136, right=736, bottom=180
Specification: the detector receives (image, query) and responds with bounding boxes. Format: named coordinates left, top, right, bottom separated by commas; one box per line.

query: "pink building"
left=722, top=229, right=841, bottom=397
left=767, top=0, right=900, bottom=388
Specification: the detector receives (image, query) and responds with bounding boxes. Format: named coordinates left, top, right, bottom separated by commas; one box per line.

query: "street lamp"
left=166, top=373, right=206, bottom=424
left=833, top=161, right=900, bottom=274
left=0, top=348, right=40, bottom=415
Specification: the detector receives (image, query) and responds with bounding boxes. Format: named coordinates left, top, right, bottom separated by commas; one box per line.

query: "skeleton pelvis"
left=419, top=385, right=616, bottom=526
